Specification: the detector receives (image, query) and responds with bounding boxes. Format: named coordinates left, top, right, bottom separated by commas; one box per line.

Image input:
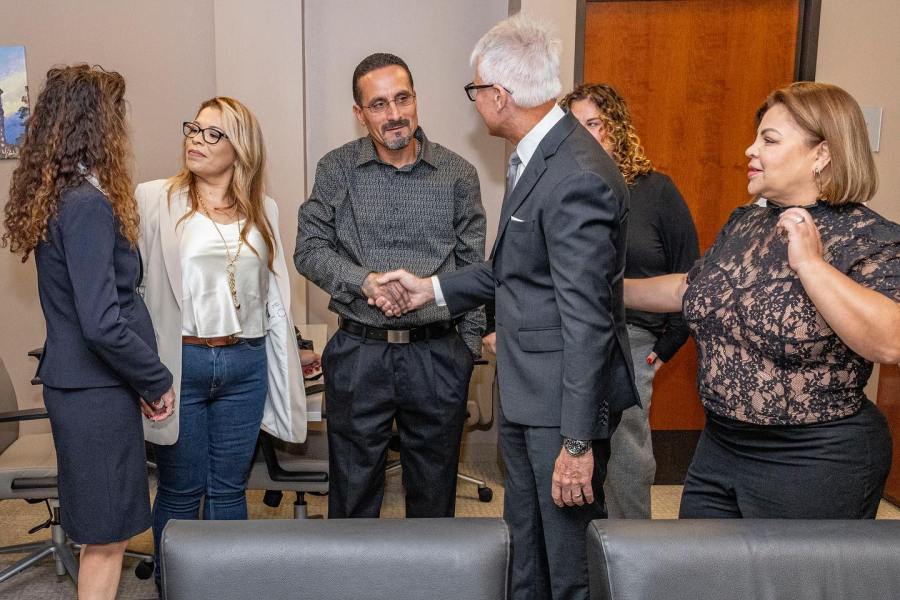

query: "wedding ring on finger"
left=792, top=216, right=805, bottom=224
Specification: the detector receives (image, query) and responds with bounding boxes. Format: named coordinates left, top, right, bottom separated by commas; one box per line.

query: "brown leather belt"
left=339, top=318, right=455, bottom=344
left=182, top=335, right=241, bottom=347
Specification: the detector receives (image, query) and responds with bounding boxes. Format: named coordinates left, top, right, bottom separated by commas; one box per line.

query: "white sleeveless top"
left=180, top=212, right=269, bottom=338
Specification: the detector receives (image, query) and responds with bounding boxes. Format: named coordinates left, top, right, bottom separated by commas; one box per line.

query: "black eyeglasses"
left=183, top=121, right=229, bottom=145
left=464, top=82, right=510, bottom=101
left=361, top=93, right=417, bottom=114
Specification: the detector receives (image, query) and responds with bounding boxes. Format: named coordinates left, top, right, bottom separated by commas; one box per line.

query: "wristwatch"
left=562, top=437, right=592, bottom=457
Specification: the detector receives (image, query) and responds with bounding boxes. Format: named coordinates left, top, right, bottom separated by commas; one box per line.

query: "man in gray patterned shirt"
left=294, top=53, right=486, bottom=519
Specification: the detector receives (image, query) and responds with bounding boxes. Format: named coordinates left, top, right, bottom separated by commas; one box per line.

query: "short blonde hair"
left=757, top=82, right=877, bottom=205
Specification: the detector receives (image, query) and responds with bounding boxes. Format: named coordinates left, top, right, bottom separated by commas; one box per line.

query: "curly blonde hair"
left=168, top=97, right=275, bottom=270
left=3, top=64, right=139, bottom=261
left=560, top=83, right=653, bottom=186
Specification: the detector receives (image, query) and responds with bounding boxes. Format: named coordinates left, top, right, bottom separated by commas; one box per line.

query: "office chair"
left=0, top=354, right=154, bottom=585
left=0, top=357, right=77, bottom=584
left=247, top=379, right=329, bottom=519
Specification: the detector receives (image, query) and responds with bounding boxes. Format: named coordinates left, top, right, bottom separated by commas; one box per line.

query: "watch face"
left=564, top=439, right=591, bottom=456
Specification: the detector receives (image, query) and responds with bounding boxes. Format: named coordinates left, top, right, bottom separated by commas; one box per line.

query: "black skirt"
left=43, top=384, right=152, bottom=544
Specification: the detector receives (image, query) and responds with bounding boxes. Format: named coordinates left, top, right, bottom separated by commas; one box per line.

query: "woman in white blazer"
left=136, top=97, right=315, bottom=587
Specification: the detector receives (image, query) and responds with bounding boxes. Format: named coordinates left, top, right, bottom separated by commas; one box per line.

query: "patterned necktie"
left=504, top=152, right=521, bottom=205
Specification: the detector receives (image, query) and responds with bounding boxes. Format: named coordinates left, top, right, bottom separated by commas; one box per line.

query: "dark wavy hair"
left=2, top=64, right=138, bottom=261
left=560, top=83, right=653, bottom=186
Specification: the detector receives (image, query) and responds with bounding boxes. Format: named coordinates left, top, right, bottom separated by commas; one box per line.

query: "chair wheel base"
left=134, top=560, right=154, bottom=580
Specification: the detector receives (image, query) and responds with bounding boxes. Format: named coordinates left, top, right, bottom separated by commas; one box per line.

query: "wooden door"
left=581, top=0, right=804, bottom=481
left=878, top=365, right=900, bottom=505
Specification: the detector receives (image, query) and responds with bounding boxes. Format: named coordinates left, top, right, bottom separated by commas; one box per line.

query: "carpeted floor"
left=1, top=461, right=898, bottom=599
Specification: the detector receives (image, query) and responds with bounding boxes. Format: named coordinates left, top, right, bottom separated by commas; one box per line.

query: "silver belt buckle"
left=386, top=329, right=411, bottom=344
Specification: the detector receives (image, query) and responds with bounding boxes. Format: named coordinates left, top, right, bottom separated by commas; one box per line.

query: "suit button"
left=495, top=279, right=503, bottom=287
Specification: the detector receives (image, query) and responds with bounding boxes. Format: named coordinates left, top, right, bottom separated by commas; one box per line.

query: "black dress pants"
left=322, top=328, right=474, bottom=518
left=680, top=401, right=893, bottom=519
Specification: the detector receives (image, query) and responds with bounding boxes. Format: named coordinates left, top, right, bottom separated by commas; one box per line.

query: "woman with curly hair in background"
left=2, top=64, right=174, bottom=600
left=560, top=83, right=700, bottom=519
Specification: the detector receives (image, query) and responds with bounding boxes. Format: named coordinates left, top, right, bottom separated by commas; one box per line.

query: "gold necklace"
left=198, top=197, right=243, bottom=310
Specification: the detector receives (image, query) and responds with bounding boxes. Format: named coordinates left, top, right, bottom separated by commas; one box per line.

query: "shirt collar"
left=515, top=104, right=565, bottom=170
left=356, top=126, right=436, bottom=170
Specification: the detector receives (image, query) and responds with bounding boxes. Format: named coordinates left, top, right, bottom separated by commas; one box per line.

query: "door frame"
left=574, top=0, right=822, bottom=85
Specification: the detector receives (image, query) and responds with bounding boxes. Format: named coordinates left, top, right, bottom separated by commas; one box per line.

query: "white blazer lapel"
left=160, top=189, right=188, bottom=311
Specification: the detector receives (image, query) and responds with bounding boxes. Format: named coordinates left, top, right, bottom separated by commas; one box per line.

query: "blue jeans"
left=152, top=338, right=267, bottom=581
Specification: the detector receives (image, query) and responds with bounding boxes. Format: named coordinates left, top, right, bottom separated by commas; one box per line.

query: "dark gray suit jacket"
left=439, top=113, right=639, bottom=440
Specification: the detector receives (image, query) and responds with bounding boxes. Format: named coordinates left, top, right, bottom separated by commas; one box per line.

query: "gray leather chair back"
left=162, top=517, right=509, bottom=600
left=587, top=519, right=900, bottom=600
left=0, top=358, right=19, bottom=454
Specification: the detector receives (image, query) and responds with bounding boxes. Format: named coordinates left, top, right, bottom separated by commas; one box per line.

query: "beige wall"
left=0, top=0, right=217, bottom=424
left=816, top=0, right=900, bottom=400
left=213, top=0, right=307, bottom=314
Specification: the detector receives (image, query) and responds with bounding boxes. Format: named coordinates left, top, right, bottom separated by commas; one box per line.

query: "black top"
left=684, top=200, right=900, bottom=426
left=35, top=181, right=172, bottom=400
left=624, top=171, right=700, bottom=361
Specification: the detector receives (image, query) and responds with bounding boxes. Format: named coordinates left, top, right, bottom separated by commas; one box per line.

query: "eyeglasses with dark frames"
left=183, top=121, right=229, bottom=145
left=361, top=92, right=417, bottom=114
left=464, top=82, right=511, bottom=101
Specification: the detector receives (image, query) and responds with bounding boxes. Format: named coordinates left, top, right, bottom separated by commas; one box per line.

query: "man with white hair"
left=375, top=14, right=640, bottom=599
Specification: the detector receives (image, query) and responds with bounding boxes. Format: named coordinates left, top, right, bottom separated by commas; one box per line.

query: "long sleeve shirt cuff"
left=431, top=276, right=447, bottom=307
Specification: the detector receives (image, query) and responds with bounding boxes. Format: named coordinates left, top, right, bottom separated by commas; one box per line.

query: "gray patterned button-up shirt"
left=295, top=127, right=486, bottom=355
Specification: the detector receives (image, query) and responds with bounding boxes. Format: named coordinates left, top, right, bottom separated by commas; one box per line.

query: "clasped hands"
left=363, top=270, right=434, bottom=317
left=141, top=386, right=175, bottom=422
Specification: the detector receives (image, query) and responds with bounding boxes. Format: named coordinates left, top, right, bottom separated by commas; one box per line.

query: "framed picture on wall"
left=0, top=46, right=29, bottom=160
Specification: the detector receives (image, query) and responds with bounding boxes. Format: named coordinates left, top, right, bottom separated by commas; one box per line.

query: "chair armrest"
left=304, top=383, right=325, bottom=396
left=0, top=407, right=49, bottom=423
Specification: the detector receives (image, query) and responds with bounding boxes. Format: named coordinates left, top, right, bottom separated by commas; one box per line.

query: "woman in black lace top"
left=626, top=82, right=898, bottom=519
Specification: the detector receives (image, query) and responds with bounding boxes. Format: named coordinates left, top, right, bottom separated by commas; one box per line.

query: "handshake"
left=362, top=270, right=435, bottom=317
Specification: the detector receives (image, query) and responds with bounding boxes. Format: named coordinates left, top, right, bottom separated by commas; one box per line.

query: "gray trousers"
left=603, top=324, right=658, bottom=519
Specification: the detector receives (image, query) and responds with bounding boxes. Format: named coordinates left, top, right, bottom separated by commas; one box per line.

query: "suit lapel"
left=160, top=188, right=188, bottom=311
left=491, top=155, right=545, bottom=257
left=490, top=113, right=579, bottom=258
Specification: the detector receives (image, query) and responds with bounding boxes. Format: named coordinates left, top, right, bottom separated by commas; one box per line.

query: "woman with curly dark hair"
left=2, top=64, right=174, bottom=600
left=560, top=84, right=700, bottom=519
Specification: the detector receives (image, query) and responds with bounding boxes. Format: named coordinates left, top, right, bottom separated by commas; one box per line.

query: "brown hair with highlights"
left=167, top=97, right=275, bottom=270
left=560, top=83, right=653, bottom=186
left=3, top=64, right=138, bottom=261
left=756, top=81, right=877, bottom=205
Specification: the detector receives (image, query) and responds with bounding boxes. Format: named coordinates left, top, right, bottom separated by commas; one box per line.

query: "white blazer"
left=136, top=179, right=307, bottom=445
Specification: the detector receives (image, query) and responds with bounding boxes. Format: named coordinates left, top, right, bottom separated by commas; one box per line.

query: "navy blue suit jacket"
left=35, top=182, right=172, bottom=401
left=439, top=113, right=639, bottom=440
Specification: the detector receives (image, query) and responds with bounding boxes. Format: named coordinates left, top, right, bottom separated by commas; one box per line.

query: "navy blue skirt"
left=43, top=384, right=152, bottom=544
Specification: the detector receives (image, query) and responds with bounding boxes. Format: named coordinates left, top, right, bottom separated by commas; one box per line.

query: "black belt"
left=339, top=318, right=455, bottom=344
